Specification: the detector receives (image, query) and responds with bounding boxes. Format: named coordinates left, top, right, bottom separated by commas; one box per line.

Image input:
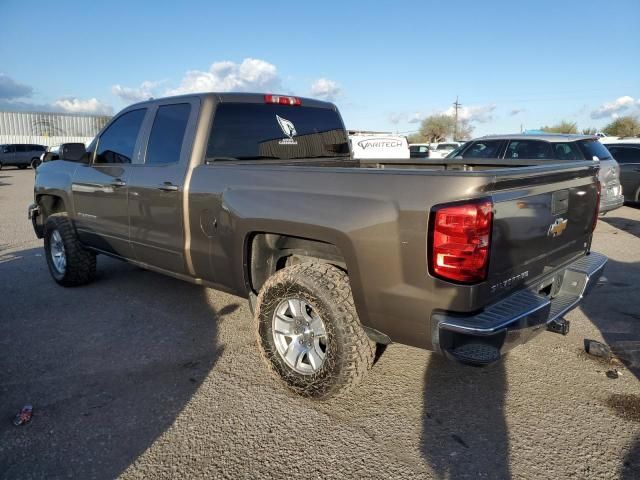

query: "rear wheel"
left=44, top=213, right=96, bottom=286
left=255, top=263, right=375, bottom=399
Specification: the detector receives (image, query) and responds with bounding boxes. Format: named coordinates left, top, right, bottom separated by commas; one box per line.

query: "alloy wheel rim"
left=50, top=230, right=66, bottom=274
left=272, top=298, right=327, bottom=375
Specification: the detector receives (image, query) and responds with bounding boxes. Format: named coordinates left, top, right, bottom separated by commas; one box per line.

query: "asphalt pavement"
left=0, top=167, right=638, bottom=479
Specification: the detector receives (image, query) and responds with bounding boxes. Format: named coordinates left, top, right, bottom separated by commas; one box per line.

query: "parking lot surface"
left=1, top=168, right=639, bottom=479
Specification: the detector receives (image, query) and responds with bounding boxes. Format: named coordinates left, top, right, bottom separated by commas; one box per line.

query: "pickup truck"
left=29, top=93, right=607, bottom=399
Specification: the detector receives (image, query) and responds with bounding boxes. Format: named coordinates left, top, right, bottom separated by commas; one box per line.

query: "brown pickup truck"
left=29, top=93, right=606, bottom=398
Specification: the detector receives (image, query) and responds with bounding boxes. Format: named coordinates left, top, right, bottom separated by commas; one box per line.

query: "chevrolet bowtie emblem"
left=548, top=218, right=568, bottom=237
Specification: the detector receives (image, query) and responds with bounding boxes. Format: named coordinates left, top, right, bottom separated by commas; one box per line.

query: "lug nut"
left=299, top=339, right=303, bottom=344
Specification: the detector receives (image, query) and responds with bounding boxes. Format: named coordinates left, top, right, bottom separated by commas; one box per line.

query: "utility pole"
left=453, top=96, right=461, bottom=141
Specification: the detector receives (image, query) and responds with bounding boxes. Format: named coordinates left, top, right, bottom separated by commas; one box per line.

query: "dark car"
left=0, top=144, right=46, bottom=169
left=601, top=141, right=640, bottom=203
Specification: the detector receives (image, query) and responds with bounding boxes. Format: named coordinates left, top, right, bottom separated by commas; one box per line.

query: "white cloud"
left=166, top=58, right=281, bottom=96
left=441, top=104, right=496, bottom=123
left=112, top=80, right=160, bottom=103
left=388, top=111, right=425, bottom=124
left=591, top=96, right=638, bottom=119
left=52, top=97, right=113, bottom=115
left=509, top=108, right=525, bottom=116
left=407, top=112, right=424, bottom=124
left=310, top=78, right=342, bottom=101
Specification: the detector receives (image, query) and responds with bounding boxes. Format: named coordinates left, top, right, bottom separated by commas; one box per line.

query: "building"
left=0, top=110, right=111, bottom=147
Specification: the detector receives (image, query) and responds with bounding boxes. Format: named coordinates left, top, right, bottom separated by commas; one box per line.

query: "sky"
left=1, top=0, right=639, bottom=137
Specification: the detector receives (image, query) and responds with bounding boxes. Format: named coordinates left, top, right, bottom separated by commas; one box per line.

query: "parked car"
left=409, top=143, right=430, bottom=159
left=349, top=133, right=409, bottom=159
left=29, top=93, right=605, bottom=399
left=600, top=138, right=640, bottom=203
left=447, top=134, right=624, bottom=214
left=428, top=142, right=462, bottom=159
left=0, top=144, right=46, bottom=170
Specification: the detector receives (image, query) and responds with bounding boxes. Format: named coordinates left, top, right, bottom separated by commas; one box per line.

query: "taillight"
left=592, top=181, right=601, bottom=231
left=429, top=199, right=493, bottom=283
left=264, top=94, right=301, bottom=106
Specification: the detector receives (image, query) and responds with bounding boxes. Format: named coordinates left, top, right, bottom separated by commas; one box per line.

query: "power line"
left=453, top=96, right=461, bottom=141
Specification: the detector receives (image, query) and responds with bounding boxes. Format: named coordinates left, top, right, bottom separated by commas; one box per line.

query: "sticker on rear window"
left=276, top=115, right=297, bottom=145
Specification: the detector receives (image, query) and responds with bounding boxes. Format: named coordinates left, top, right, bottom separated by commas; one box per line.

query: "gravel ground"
left=0, top=167, right=638, bottom=479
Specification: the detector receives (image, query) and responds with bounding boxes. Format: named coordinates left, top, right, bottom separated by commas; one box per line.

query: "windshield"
left=206, top=103, right=349, bottom=161
left=576, top=139, right=612, bottom=160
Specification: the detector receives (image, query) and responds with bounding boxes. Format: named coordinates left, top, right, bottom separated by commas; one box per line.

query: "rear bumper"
left=432, top=252, right=607, bottom=365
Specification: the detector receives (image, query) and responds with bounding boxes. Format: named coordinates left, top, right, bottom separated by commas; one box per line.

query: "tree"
left=582, top=127, right=598, bottom=135
left=540, top=121, right=578, bottom=134
left=602, top=116, right=640, bottom=137
left=411, top=114, right=473, bottom=143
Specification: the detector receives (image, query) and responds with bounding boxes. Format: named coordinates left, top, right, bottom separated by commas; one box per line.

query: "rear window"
left=576, top=140, right=612, bottom=160
left=206, top=103, right=349, bottom=161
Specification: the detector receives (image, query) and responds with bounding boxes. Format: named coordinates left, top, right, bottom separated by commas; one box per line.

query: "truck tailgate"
left=486, top=163, right=599, bottom=300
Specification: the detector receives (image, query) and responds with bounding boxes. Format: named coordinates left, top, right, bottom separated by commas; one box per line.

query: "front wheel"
left=255, top=263, right=375, bottom=399
left=31, top=158, right=41, bottom=169
left=44, top=213, right=96, bottom=286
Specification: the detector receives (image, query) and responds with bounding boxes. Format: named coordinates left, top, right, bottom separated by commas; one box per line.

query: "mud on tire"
left=255, top=263, right=375, bottom=399
left=44, top=213, right=96, bottom=287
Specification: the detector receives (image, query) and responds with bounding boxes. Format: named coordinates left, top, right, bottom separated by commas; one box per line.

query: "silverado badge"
left=548, top=217, right=568, bottom=237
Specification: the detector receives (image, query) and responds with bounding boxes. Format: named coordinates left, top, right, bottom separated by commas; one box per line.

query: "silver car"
left=0, top=144, right=47, bottom=170
left=448, top=134, right=624, bottom=214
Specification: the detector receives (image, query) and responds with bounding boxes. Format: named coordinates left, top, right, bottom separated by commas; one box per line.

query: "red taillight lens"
left=429, top=200, right=493, bottom=283
left=592, top=181, right=601, bottom=232
left=264, top=94, right=301, bottom=106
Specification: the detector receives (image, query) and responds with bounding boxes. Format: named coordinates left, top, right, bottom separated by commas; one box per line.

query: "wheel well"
left=248, top=233, right=346, bottom=293
left=38, top=195, right=66, bottom=219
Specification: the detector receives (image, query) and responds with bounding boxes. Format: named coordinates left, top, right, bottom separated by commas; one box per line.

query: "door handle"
left=158, top=182, right=179, bottom=192
left=110, top=179, right=127, bottom=187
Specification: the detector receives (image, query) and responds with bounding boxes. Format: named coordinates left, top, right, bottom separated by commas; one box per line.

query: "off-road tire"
left=255, top=263, right=375, bottom=399
left=44, top=213, right=96, bottom=287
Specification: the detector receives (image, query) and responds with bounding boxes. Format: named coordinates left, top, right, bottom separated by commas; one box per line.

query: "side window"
left=553, top=142, right=582, bottom=160
left=145, top=103, right=191, bottom=165
left=609, top=146, right=640, bottom=164
left=95, top=109, right=146, bottom=164
left=16, top=144, right=28, bottom=153
left=505, top=140, right=553, bottom=159
left=462, top=140, right=504, bottom=159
